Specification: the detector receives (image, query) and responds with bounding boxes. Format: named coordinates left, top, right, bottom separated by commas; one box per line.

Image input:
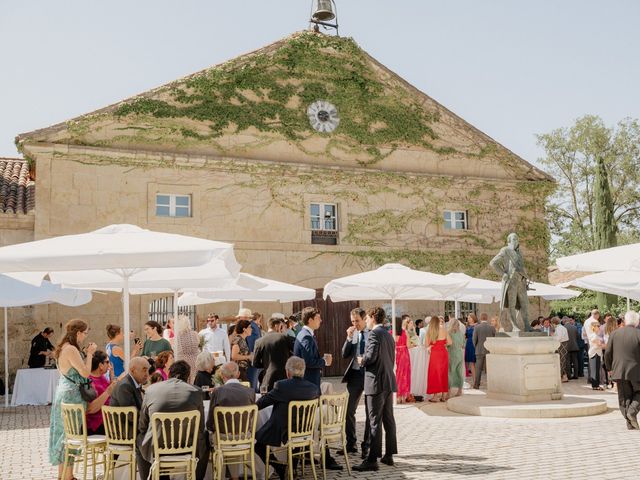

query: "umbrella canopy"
left=556, top=243, right=640, bottom=272
left=0, top=224, right=240, bottom=369
left=322, top=263, right=470, bottom=335
left=1, top=274, right=92, bottom=407
left=563, top=271, right=640, bottom=302
left=178, top=273, right=316, bottom=306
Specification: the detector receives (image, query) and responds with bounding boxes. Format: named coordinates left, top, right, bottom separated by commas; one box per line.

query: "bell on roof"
left=309, top=0, right=339, bottom=35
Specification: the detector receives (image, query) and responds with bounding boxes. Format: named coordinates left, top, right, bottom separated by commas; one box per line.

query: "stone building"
left=3, top=31, right=553, bottom=378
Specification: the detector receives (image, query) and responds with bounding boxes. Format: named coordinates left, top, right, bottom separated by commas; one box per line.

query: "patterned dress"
left=447, top=331, right=465, bottom=389
left=174, top=330, right=200, bottom=384
left=232, top=335, right=250, bottom=381
left=49, top=366, right=86, bottom=465
left=395, top=330, right=412, bottom=397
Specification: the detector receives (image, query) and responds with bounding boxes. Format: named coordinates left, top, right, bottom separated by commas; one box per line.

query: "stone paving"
left=1, top=378, right=639, bottom=480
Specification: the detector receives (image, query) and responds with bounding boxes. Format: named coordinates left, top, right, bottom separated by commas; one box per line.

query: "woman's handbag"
left=64, top=374, right=98, bottom=402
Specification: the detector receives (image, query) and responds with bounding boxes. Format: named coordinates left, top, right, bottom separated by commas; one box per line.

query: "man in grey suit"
left=252, top=317, right=291, bottom=391
left=564, top=317, right=580, bottom=379
left=604, top=311, right=640, bottom=430
left=353, top=307, right=397, bottom=472
left=472, top=313, right=496, bottom=389
left=137, top=360, right=210, bottom=480
left=206, top=361, right=255, bottom=432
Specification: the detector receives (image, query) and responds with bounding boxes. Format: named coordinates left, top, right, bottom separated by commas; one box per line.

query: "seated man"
left=206, top=361, right=256, bottom=432
left=137, top=360, right=209, bottom=480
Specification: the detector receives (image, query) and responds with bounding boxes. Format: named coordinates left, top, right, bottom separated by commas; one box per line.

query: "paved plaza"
left=1, top=379, right=638, bottom=480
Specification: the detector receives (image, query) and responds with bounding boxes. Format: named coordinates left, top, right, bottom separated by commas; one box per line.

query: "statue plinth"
left=485, top=336, right=563, bottom=403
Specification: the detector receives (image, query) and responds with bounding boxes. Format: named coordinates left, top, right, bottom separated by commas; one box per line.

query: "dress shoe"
left=353, top=460, right=379, bottom=472
left=627, top=409, right=640, bottom=429
left=325, top=459, right=343, bottom=471
left=380, top=455, right=394, bottom=466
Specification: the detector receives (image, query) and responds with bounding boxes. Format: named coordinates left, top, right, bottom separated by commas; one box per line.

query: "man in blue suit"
left=293, top=307, right=332, bottom=386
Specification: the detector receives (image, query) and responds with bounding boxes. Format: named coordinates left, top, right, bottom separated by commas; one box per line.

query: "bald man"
left=110, top=356, right=150, bottom=410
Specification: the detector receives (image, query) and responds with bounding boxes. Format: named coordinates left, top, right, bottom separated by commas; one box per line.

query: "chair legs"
left=320, top=442, right=327, bottom=480
left=309, top=444, right=317, bottom=480
left=342, top=433, right=352, bottom=476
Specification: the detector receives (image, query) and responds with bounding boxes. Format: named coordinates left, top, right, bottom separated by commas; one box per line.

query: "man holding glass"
left=293, top=307, right=333, bottom=387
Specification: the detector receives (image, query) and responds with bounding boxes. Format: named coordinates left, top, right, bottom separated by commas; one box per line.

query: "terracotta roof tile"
left=0, top=158, right=35, bottom=214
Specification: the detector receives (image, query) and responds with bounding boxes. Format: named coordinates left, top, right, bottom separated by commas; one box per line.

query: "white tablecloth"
left=11, top=368, right=60, bottom=406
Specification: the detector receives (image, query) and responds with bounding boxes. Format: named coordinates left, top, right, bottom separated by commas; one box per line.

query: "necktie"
left=359, top=332, right=365, bottom=355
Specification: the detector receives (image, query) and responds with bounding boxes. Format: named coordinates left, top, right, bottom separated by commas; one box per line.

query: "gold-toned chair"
left=266, top=399, right=318, bottom=480
left=102, top=406, right=137, bottom=480
left=149, top=410, right=200, bottom=480
left=239, top=381, right=251, bottom=388
left=317, top=392, right=351, bottom=479
left=60, top=402, right=107, bottom=480
left=210, top=404, right=258, bottom=480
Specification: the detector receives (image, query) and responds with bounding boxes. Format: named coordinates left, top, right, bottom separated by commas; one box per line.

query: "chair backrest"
left=213, top=404, right=258, bottom=447
left=102, top=406, right=137, bottom=447
left=287, top=399, right=318, bottom=444
left=319, top=392, right=348, bottom=436
left=61, top=402, right=87, bottom=443
left=239, top=381, right=251, bottom=388
left=151, top=410, right=200, bottom=457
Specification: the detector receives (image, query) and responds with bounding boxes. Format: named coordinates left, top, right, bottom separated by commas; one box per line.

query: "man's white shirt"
left=198, top=327, right=230, bottom=363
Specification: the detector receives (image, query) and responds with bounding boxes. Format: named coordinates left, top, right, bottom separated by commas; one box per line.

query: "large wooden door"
left=292, top=289, right=359, bottom=377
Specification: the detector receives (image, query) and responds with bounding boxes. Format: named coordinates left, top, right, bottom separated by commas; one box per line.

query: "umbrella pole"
left=173, top=290, right=179, bottom=320
left=454, top=301, right=461, bottom=320
left=123, top=275, right=131, bottom=372
left=239, top=300, right=244, bottom=310
left=628, top=297, right=631, bottom=311
left=4, top=307, right=8, bottom=408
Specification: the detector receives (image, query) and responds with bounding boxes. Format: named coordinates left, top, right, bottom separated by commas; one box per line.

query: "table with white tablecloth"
left=11, top=368, right=60, bottom=406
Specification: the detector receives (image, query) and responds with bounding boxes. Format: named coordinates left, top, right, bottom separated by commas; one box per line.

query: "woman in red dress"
left=395, top=317, right=413, bottom=403
left=426, top=316, right=452, bottom=402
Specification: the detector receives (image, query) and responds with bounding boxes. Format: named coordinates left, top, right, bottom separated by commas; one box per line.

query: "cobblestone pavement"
left=1, top=378, right=639, bottom=480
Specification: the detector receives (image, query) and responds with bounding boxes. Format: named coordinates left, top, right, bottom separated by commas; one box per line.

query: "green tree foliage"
left=537, top=115, right=640, bottom=259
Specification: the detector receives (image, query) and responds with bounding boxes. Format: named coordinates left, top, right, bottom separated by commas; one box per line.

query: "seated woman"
left=86, top=350, right=118, bottom=435
left=193, top=351, right=215, bottom=400
left=155, top=350, right=174, bottom=381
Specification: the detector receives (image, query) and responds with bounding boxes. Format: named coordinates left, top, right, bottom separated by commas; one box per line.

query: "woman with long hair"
left=155, top=350, right=174, bottom=381
left=105, top=324, right=141, bottom=378
left=426, top=316, right=452, bottom=402
left=465, top=313, right=477, bottom=381
left=395, top=318, right=413, bottom=403
left=142, top=320, right=171, bottom=359
left=231, top=319, right=253, bottom=381
left=48, top=319, right=97, bottom=480
left=174, top=315, right=200, bottom=383
left=447, top=318, right=465, bottom=397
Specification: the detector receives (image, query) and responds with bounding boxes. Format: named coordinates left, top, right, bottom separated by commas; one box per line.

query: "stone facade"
left=6, top=31, right=553, bottom=380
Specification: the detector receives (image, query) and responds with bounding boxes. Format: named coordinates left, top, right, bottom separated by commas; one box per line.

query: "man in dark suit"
left=252, top=317, right=291, bottom=391
left=293, top=307, right=332, bottom=387
left=353, top=307, right=397, bottom=472
left=206, top=361, right=255, bottom=432
left=604, top=311, right=640, bottom=430
left=341, top=307, right=370, bottom=458
left=472, top=313, right=496, bottom=389
left=564, top=317, right=580, bottom=379
left=28, top=327, right=54, bottom=368
left=110, top=356, right=150, bottom=411
left=137, top=361, right=210, bottom=480
left=254, top=356, right=321, bottom=480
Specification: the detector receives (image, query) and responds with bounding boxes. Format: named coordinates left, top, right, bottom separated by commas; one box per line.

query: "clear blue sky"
left=1, top=0, right=638, bottom=168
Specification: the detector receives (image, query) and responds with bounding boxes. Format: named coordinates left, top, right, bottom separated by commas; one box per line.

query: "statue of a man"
left=489, top=233, right=531, bottom=332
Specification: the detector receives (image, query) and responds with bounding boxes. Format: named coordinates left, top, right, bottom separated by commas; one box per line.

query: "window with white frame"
left=443, top=210, right=468, bottom=230
left=310, top=203, right=337, bottom=231
left=444, top=301, right=476, bottom=319
left=156, top=194, right=192, bottom=217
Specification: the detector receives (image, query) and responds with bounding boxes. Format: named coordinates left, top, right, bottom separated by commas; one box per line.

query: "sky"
left=1, top=0, right=639, bottom=169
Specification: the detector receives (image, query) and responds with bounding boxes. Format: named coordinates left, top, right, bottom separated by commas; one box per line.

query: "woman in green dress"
left=447, top=317, right=465, bottom=397
left=49, top=319, right=97, bottom=480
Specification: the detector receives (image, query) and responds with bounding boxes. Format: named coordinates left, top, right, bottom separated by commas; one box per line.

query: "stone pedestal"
left=485, top=336, right=562, bottom=402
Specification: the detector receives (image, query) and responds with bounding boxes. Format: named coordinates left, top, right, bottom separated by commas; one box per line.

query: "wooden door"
left=292, top=289, right=359, bottom=377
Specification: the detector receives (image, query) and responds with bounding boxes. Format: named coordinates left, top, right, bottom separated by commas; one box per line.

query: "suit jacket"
left=137, top=378, right=207, bottom=463
left=110, top=374, right=144, bottom=411
left=206, top=381, right=256, bottom=432
left=362, top=325, right=396, bottom=395
left=472, top=322, right=496, bottom=355
left=293, top=328, right=325, bottom=387
left=604, top=326, right=640, bottom=381
left=341, top=329, right=367, bottom=383
left=255, top=377, right=320, bottom=446
left=252, top=332, right=290, bottom=390
left=565, top=323, right=580, bottom=352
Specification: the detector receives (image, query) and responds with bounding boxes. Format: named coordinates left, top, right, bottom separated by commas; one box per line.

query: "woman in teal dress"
left=49, top=319, right=97, bottom=480
left=447, top=318, right=465, bottom=397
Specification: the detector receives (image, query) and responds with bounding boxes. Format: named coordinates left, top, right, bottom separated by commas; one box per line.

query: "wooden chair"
left=60, top=402, right=106, bottom=480
left=266, top=399, right=318, bottom=480
left=210, top=404, right=258, bottom=480
left=102, top=406, right=137, bottom=480
left=150, top=410, right=200, bottom=480
left=318, top=392, right=351, bottom=479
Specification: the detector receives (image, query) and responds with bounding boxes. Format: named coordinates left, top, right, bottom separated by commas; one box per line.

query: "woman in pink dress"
left=395, top=317, right=413, bottom=403
left=426, top=316, right=452, bottom=402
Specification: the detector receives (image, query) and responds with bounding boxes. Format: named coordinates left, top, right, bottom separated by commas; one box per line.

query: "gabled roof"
left=0, top=158, right=35, bottom=214
left=17, top=31, right=553, bottom=182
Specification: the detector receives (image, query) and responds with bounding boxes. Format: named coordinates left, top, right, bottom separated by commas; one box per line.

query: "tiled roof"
left=0, top=158, right=35, bottom=214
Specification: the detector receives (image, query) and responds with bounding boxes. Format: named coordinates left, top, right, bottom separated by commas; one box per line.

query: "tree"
left=537, top=115, right=640, bottom=259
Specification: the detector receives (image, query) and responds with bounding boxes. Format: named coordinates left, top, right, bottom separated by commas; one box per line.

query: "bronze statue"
left=489, top=233, right=531, bottom=332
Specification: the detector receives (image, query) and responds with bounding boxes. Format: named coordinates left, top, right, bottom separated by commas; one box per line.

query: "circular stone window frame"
left=307, top=100, right=340, bottom=133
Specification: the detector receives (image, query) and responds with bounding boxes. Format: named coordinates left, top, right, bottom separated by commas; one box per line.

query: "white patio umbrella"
left=556, top=243, right=640, bottom=272
left=322, top=264, right=470, bottom=336
left=0, top=274, right=92, bottom=407
left=563, top=271, right=640, bottom=308
left=178, top=273, right=316, bottom=306
left=0, top=225, right=240, bottom=369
